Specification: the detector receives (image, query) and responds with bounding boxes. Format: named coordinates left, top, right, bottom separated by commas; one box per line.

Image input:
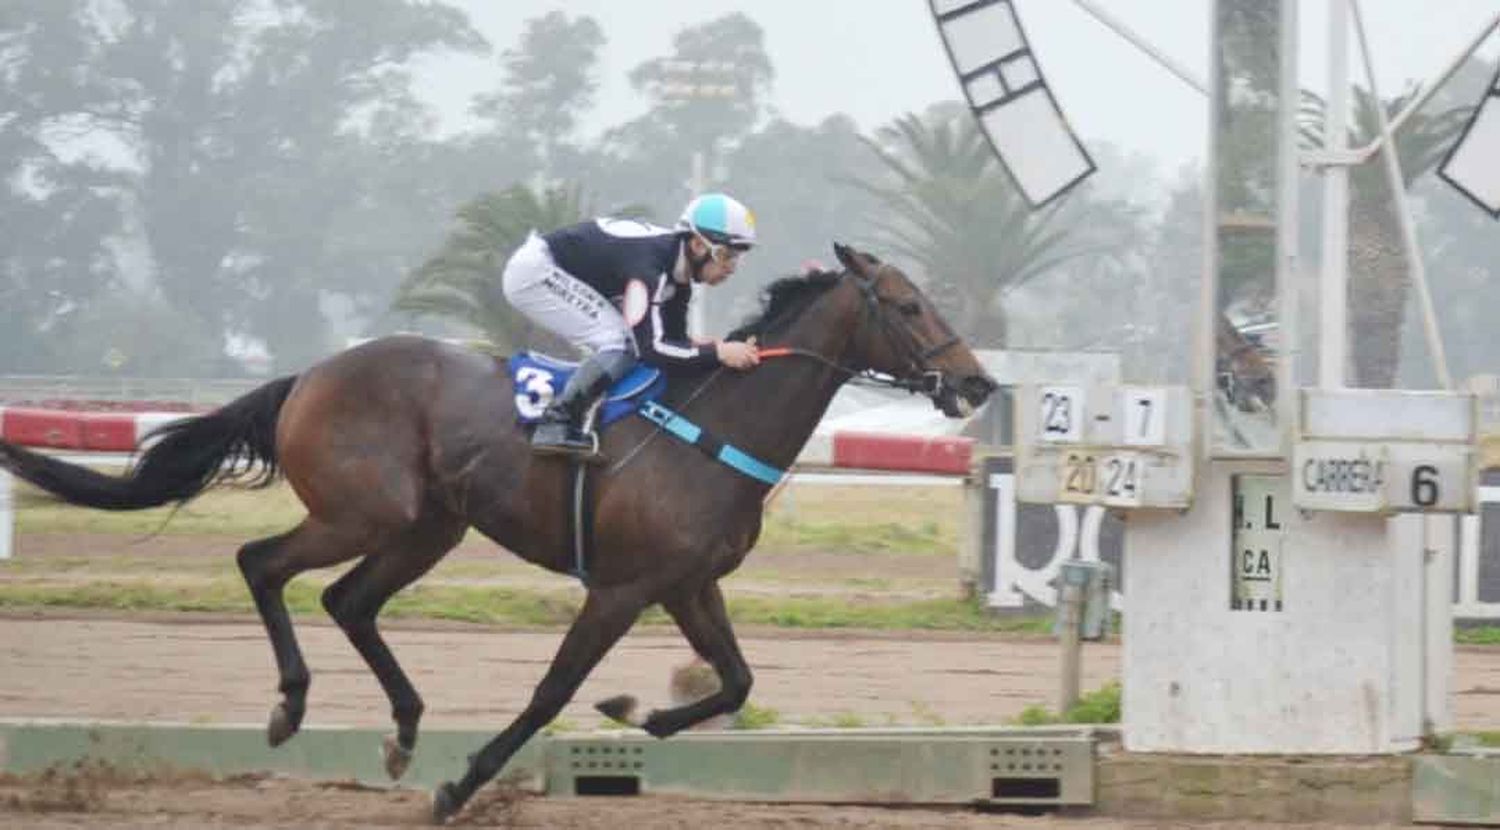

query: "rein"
left=605, top=266, right=961, bottom=476
left=756, top=346, right=938, bottom=395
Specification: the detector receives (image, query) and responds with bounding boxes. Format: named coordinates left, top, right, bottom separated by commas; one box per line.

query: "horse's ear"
left=832, top=242, right=866, bottom=277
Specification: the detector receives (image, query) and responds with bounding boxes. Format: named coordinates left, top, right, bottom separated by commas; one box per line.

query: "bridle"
left=763, top=266, right=963, bottom=400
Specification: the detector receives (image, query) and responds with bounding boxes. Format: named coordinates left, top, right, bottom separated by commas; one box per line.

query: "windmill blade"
left=1439, top=62, right=1500, bottom=218
left=929, top=0, right=1096, bottom=207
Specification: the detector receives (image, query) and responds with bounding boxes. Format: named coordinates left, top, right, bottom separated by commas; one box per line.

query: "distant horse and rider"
left=0, top=237, right=995, bottom=822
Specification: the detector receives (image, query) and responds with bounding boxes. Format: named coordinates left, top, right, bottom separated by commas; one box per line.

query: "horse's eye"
left=898, top=300, right=921, bottom=317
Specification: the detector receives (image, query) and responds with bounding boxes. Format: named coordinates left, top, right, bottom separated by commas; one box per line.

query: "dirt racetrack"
left=0, top=614, right=1123, bottom=729
left=3, top=614, right=1500, bottom=731
left=1, top=613, right=1498, bottom=828
left=0, top=771, right=1421, bottom=830
left=3, top=517, right=1499, bottom=828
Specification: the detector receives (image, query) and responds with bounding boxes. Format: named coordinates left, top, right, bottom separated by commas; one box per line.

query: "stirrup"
left=532, top=429, right=604, bottom=462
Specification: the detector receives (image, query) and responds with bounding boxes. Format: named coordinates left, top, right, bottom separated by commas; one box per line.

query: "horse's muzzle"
left=933, top=374, right=999, bottom=417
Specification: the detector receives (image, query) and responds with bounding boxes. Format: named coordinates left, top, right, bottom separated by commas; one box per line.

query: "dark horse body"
left=0, top=244, right=994, bottom=822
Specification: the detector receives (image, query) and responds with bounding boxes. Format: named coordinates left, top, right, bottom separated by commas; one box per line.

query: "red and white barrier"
left=796, top=430, right=975, bottom=476
left=0, top=407, right=190, bottom=561
left=0, top=406, right=189, bottom=452
left=0, top=405, right=978, bottom=475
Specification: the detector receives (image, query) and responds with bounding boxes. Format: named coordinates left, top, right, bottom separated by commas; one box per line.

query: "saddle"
left=507, top=352, right=665, bottom=431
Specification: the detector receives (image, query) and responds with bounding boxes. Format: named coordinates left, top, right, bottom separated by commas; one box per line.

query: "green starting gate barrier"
left=547, top=726, right=1095, bottom=805
left=0, top=720, right=1097, bottom=807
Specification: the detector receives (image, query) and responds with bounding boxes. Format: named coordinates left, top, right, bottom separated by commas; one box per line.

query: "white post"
left=688, top=150, right=708, bottom=340
left=1319, top=0, right=1350, bottom=389
left=0, top=471, right=12, bottom=561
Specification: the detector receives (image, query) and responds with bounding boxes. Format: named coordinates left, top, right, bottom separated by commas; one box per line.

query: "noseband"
left=850, top=267, right=962, bottom=397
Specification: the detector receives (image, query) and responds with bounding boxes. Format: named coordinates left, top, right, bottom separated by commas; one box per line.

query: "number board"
left=1016, top=384, right=1194, bottom=509
left=1292, top=441, right=1473, bottom=513
left=1292, top=389, right=1478, bottom=514
left=1231, top=474, right=1284, bottom=612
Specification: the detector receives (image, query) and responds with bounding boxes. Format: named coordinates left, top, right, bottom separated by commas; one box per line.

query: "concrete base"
left=1097, top=752, right=1411, bottom=824
left=0, top=721, right=1099, bottom=807
left=0, top=720, right=545, bottom=792
left=1123, top=461, right=1452, bottom=753
left=1412, top=754, right=1500, bottom=825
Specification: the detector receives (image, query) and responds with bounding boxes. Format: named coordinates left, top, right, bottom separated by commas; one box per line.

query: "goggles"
left=693, top=230, right=748, bottom=264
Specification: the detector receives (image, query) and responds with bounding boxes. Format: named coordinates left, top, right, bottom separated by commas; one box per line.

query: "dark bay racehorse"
left=0, top=243, right=995, bottom=822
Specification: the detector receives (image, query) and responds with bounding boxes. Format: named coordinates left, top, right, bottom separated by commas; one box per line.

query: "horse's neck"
left=689, top=286, right=860, bottom=469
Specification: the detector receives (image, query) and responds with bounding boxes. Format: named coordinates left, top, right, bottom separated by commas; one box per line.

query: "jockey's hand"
left=716, top=340, right=760, bottom=370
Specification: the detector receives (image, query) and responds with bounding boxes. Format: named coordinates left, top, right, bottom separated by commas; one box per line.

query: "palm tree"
left=1299, top=86, right=1470, bottom=387
left=847, top=109, right=1140, bottom=347
left=392, top=183, right=639, bottom=354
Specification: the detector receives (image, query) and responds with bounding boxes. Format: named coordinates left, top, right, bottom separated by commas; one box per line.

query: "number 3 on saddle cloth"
left=508, top=351, right=665, bottom=433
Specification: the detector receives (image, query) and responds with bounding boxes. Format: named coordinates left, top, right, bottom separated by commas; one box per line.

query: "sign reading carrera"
left=1299, top=453, right=1384, bottom=496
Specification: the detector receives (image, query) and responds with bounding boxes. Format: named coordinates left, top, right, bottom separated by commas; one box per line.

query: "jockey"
left=500, top=192, right=763, bottom=457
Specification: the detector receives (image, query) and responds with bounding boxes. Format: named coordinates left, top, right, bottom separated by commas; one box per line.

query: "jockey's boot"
left=531, top=350, right=634, bottom=459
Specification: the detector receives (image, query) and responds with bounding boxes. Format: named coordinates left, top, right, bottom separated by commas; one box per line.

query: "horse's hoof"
left=383, top=735, right=413, bottom=780
left=432, top=782, right=463, bottom=824
left=267, top=702, right=301, bottom=747
left=642, top=712, right=675, bottom=740
left=595, top=694, right=642, bottom=726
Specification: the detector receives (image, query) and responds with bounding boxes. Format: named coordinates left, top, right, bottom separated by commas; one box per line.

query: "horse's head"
left=832, top=242, right=997, bottom=417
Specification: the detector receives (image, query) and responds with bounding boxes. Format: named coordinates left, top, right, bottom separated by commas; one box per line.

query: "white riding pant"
left=500, top=232, right=633, bottom=356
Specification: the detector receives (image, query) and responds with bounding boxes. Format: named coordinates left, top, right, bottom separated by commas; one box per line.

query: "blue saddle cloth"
left=508, top=352, right=665, bottom=429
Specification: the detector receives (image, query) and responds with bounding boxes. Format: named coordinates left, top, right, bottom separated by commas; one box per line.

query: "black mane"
left=725, top=269, right=843, bottom=343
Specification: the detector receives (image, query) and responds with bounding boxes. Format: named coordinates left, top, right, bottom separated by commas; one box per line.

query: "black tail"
left=0, top=375, right=298, bottom=511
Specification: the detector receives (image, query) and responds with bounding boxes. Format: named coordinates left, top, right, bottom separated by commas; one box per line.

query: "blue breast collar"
left=637, top=400, right=785, bottom=486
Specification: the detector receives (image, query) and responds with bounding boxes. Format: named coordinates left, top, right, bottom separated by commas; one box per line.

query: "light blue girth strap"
left=637, top=400, right=785, bottom=486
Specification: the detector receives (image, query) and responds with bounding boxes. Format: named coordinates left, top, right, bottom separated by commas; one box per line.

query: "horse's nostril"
left=962, top=376, right=997, bottom=403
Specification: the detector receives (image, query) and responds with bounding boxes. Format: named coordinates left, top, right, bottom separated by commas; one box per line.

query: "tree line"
left=2, top=3, right=1493, bottom=388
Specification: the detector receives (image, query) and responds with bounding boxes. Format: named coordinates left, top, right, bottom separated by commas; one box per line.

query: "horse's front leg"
left=433, top=584, right=649, bottom=824
left=595, top=580, right=752, bottom=738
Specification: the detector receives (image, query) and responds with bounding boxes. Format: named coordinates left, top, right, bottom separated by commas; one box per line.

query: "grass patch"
left=760, top=517, right=949, bottom=555
left=726, top=595, right=1049, bottom=632
left=13, top=478, right=962, bottom=556
left=14, top=479, right=305, bottom=537
left=1456, top=626, right=1500, bottom=645
left=805, top=712, right=872, bottom=729
left=0, top=578, right=1052, bottom=634
left=732, top=702, right=781, bottom=730
left=760, top=485, right=961, bottom=555
left=1012, top=682, right=1121, bottom=726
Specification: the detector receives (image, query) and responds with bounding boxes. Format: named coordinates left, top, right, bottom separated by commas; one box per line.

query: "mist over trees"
left=3, top=3, right=1495, bottom=387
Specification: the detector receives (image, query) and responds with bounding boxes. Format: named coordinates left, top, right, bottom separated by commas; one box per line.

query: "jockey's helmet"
left=677, top=193, right=757, bottom=251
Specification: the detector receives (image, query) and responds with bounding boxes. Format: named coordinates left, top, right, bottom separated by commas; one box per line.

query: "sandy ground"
left=3, top=615, right=1500, bottom=732
left=0, top=613, right=1497, bottom=828
left=0, top=615, right=1118, bottom=729
left=2, top=524, right=1498, bottom=827
left=0, top=773, right=1420, bottom=830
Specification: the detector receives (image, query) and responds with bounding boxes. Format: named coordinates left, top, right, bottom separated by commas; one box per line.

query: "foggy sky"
left=419, top=1, right=1500, bottom=174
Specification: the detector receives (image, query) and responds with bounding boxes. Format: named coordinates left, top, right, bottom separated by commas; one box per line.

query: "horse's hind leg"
left=597, top=580, right=752, bottom=738
left=320, top=514, right=466, bottom=780
left=433, top=585, right=649, bottom=823
left=236, top=520, right=367, bottom=747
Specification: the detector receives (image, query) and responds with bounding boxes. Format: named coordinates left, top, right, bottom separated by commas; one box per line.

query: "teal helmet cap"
left=677, top=193, right=757, bottom=250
